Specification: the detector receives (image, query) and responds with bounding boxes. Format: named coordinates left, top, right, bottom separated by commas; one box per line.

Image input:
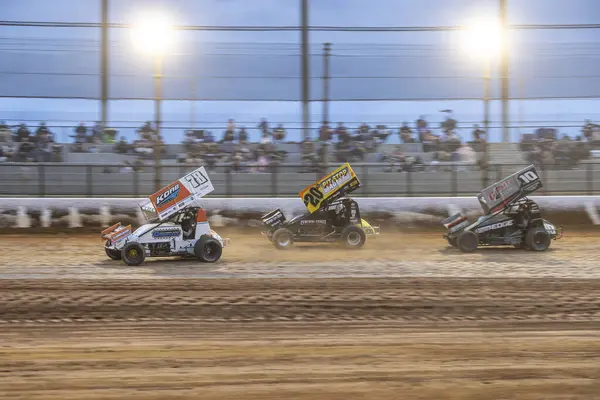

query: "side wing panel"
left=148, top=166, right=215, bottom=221
left=477, top=164, right=542, bottom=214
left=299, top=163, right=361, bottom=214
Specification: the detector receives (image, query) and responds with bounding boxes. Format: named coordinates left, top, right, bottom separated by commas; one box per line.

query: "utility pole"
left=483, top=57, right=491, bottom=187
left=300, top=0, right=310, bottom=141
left=321, top=42, right=331, bottom=170
left=499, top=0, right=510, bottom=142
left=100, top=0, right=109, bottom=128
left=154, top=56, right=164, bottom=192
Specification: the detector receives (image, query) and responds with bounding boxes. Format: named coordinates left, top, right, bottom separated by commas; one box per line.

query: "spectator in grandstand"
left=115, top=137, right=132, bottom=154
left=358, top=123, right=370, bottom=138
left=455, top=143, right=477, bottom=170
left=238, top=127, right=249, bottom=144
left=319, top=123, right=333, bottom=142
left=415, top=115, right=428, bottom=140
left=258, top=118, right=269, bottom=135
left=260, top=131, right=273, bottom=145
left=138, top=122, right=156, bottom=141
left=472, top=124, right=486, bottom=141
left=73, top=122, right=88, bottom=144
left=91, top=121, right=104, bottom=142
left=335, top=122, right=350, bottom=143
left=582, top=120, right=600, bottom=148
left=300, top=138, right=318, bottom=172
left=16, top=124, right=31, bottom=142
left=16, top=137, right=34, bottom=161
left=0, top=121, right=14, bottom=158
left=35, top=122, right=52, bottom=141
left=223, top=119, right=236, bottom=142
left=273, top=124, right=286, bottom=142
left=399, top=122, right=414, bottom=143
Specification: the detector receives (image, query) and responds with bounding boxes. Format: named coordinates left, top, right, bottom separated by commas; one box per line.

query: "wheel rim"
left=347, top=231, right=362, bottom=246
left=534, top=232, right=547, bottom=245
left=278, top=233, right=291, bottom=246
left=128, top=248, right=138, bottom=258
left=204, top=242, right=219, bottom=260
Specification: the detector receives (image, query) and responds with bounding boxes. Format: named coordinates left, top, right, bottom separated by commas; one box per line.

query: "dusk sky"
left=1, top=0, right=599, bottom=143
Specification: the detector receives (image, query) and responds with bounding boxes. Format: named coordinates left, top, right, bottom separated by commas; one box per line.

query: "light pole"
left=131, top=12, right=175, bottom=192
left=459, top=18, right=503, bottom=181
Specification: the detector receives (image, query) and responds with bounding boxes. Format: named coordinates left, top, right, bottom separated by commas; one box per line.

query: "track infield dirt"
left=0, top=231, right=599, bottom=399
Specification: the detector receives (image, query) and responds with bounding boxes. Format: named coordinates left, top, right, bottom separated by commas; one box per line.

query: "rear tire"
left=122, top=242, right=145, bottom=266
left=457, top=231, right=478, bottom=253
left=272, top=228, right=294, bottom=250
left=194, top=236, right=223, bottom=263
left=341, top=226, right=366, bottom=249
left=105, top=246, right=121, bottom=260
left=526, top=227, right=551, bottom=252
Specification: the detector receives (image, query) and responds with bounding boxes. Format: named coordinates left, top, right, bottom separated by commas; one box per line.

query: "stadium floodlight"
left=130, top=11, right=175, bottom=56
left=129, top=11, right=176, bottom=191
left=459, top=17, right=503, bottom=61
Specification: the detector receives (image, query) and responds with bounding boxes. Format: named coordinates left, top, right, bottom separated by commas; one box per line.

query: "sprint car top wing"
left=477, top=164, right=542, bottom=215
left=148, top=166, right=215, bottom=221
left=299, top=163, right=361, bottom=214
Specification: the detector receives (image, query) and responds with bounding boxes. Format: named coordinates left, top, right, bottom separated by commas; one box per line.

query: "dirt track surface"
left=1, top=277, right=600, bottom=399
left=1, top=231, right=600, bottom=399
left=2, top=230, right=600, bottom=278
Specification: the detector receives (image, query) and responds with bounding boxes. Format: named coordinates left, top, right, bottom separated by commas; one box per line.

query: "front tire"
left=194, top=236, right=223, bottom=263
left=447, top=237, right=458, bottom=248
left=526, top=227, right=551, bottom=251
left=341, top=226, right=366, bottom=249
left=272, top=228, right=294, bottom=250
left=457, top=231, right=478, bottom=253
left=122, top=242, right=145, bottom=266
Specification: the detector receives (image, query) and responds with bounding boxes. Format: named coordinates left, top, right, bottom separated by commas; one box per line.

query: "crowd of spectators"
left=3, top=116, right=600, bottom=174
left=0, top=121, right=63, bottom=163
left=520, top=126, right=595, bottom=170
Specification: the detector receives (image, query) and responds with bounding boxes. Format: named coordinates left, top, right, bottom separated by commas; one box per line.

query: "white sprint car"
left=102, top=167, right=229, bottom=266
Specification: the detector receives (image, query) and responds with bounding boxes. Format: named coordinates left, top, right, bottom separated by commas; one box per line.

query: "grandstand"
left=2, top=139, right=600, bottom=197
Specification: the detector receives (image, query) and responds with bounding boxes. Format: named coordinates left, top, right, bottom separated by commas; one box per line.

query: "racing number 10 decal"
left=303, top=186, right=324, bottom=207
left=518, top=170, right=539, bottom=184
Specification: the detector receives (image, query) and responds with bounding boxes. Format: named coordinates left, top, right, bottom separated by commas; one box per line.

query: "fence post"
left=226, top=168, right=232, bottom=198
left=38, top=164, right=46, bottom=197
left=451, top=164, right=458, bottom=197
left=133, top=169, right=139, bottom=197
left=86, top=165, right=93, bottom=197
left=541, top=167, right=548, bottom=195
left=271, top=165, right=278, bottom=197
left=586, top=162, right=593, bottom=195
left=362, top=164, right=369, bottom=197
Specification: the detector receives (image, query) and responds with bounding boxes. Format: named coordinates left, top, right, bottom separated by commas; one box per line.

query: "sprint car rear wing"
left=148, top=166, right=215, bottom=221
left=261, top=208, right=286, bottom=230
left=101, top=222, right=132, bottom=244
left=298, top=163, right=361, bottom=214
left=477, top=164, right=542, bottom=215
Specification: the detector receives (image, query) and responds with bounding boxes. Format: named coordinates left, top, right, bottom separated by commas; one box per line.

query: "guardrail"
left=1, top=162, right=599, bottom=197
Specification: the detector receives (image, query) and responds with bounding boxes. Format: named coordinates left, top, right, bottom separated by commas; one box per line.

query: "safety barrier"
left=0, top=196, right=599, bottom=232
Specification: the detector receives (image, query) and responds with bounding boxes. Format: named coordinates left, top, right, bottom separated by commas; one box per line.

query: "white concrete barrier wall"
left=0, top=196, right=599, bottom=229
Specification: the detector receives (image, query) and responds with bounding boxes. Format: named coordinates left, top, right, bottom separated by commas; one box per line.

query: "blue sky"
left=1, top=0, right=599, bottom=143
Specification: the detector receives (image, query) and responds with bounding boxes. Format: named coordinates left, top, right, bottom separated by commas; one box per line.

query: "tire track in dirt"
left=2, top=278, right=600, bottom=325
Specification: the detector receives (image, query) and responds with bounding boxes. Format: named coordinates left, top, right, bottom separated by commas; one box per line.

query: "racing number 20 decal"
left=303, top=186, right=324, bottom=207
left=518, top=170, right=539, bottom=184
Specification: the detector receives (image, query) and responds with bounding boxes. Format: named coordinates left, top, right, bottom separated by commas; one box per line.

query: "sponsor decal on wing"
left=156, top=184, right=181, bottom=207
